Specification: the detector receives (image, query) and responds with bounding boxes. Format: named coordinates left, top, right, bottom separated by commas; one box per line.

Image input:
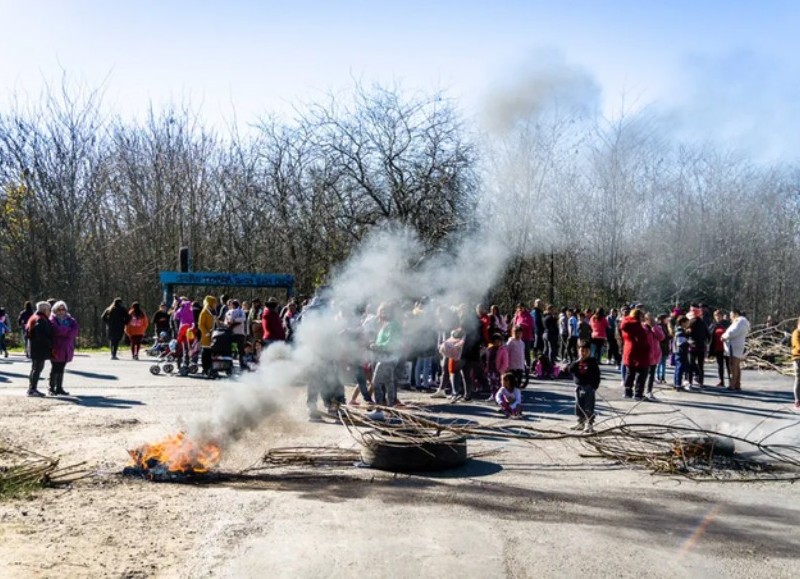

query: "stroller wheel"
left=188, top=364, right=199, bottom=374
left=149, top=365, right=161, bottom=375
left=162, top=363, right=174, bottom=374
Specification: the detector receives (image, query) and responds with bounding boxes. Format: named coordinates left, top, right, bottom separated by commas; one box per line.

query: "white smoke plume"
left=190, top=223, right=512, bottom=446
left=481, top=50, right=600, bottom=135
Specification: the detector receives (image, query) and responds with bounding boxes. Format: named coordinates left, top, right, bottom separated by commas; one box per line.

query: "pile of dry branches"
left=745, top=319, right=796, bottom=375
left=0, top=444, right=89, bottom=497
left=329, top=405, right=800, bottom=481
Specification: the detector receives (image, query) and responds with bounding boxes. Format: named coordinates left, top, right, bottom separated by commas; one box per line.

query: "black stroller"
left=206, top=327, right=235, bottom=378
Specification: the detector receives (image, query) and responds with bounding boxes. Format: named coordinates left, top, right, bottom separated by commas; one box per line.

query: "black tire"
left=360, top=433, right=467, bottom=472
left=188, top=364, right=199, bottom=374
left=162, top=363, right=174, bottom=374
left=149, top=366, right=161, bottom=375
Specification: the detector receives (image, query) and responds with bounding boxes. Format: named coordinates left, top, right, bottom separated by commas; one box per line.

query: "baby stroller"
left=206, top=327, right=234, bottom=378
left=149, top=339, right=179, bottom=375
left=177, top=326, right=201, bottom=377
left=146, top=331, right=171, bottom=358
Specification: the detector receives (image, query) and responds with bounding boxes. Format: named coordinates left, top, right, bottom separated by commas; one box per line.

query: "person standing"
left=49, top=301, right=79, bottom=396
left=26, top=302, right=53, bottom=397
left=17, top=301, right=34, bottom=358
left=531, top=299, right=545, bottom=357
left=513, top=304, right=534, bottom=383
left=708, top=310, right=731, bottom=387
left=102, top=298, right=130, bottom=360
left=589, top=308, right=610, bottom=362
left=791, top=317, right=800, bottom=411
left=606, top=308, right=621, bottom=367
left=568, top=343, right=601, bottom=433
left=368, top=302, right=403, bottom=414
left=124, top=302, right=149, bottom=360
left=225, top=299, right=249, bottom=371
left=722, top=310, right=750, bottom=391
left=151, top=303, right=172, bottom=339
left=261, top=297, right=286, bottom=348
left=686, top=305, right=710, bottom=389
left=198, top=296, right=218, bottom=377
left=0, top=307, right=9, bottom=358
left=620, top=309, right=650, bottom=400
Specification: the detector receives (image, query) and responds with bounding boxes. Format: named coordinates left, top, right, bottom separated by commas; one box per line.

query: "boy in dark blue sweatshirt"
left=568, top=343, right=601, bottom=433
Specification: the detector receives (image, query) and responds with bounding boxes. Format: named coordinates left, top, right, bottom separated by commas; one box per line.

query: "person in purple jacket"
left=49, top=300, right=79, bottom=396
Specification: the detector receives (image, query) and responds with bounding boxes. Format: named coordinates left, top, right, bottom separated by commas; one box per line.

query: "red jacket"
left=620, top=317, right=650, bottom=368
left=261, top=307, right=286, bottom=341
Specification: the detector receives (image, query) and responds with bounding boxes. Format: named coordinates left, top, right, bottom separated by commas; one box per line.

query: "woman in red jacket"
left=261, top=297, right=286, bottom=348
left=620, top=309, right=650, bottom=400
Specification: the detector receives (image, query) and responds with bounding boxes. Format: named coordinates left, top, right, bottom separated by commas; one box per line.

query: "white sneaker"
left=583, top=423, right=594, bottom=434
left=570, top=422, right=585, bottom=431
left=430, top=390, right=447, bottom=399
left=646, top=392, right=657, bottom=401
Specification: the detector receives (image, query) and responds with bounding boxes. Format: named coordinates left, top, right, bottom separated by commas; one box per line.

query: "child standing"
left=673, top=316, right=690, bottom=391
left=485, top=333, right=509, bottom=400
left=0, top=307, right=9, bottom=357
left=494, top=372, right=523, bottom=418
left=791, top=317, right=800, bottom=411
left=506, top=326, right=526, bottom=389
left=568, top=343, right=601, bottom=433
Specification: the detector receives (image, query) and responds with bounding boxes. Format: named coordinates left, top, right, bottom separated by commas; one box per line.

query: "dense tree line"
left=0, top=83, right=798, bottom=344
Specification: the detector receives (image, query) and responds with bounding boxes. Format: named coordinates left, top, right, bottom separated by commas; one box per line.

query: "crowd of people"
left=4, top=292, right=800, bottom=418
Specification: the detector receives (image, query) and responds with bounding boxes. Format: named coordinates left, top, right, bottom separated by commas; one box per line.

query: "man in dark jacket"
left=101, top=298, right=129, bottom=360
left=686, top=305, right=710, bottom=388
left=531, top=299, right=545, bottom=356
left=27, top=302, right=53, bottom=397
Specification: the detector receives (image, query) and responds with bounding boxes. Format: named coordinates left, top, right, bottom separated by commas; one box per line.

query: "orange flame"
left=128, top=432, right=221, bottom=474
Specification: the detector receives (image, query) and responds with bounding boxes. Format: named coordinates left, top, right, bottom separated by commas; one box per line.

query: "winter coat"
left=569, top=356, right=601, bottom=389
left=620, top=316, right=649, bottom=368
left=590, top=316, right=610, bottom=340
left=487, top=344, right=509, bottom=375
left=174, top=300, right=195, bottom=327
left=645, top=324, right=664, bottom=366
left=102, top=304, right=130, bottom=337
left=513, top=310, right=534, bottom=342
left=708, top=321, right=730, bottom=354
left=50, top=314, right=79, bottom=363
left=198, top=296, right=218, bottom=348
left=262, top=305, right=286, bottom=341
left=125, top=311, right=149, bottom=337
left=687, top=317, right=710, bottom=351
left=792, top=329, right=800, bottom=361
left=532, top=307, right=545, bottom=348
left=721, top=316, right=750, bottom=359
left=506, top=337, right=526, bottom=371
left=27, top=312, right=54, bottom=361
left=543, top=314, right=559, bottom=341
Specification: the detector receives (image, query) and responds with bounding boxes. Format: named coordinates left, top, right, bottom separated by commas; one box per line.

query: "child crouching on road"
left=568, top=342, right=600, bottom=433
left=494, top=372, right=523, bottom=418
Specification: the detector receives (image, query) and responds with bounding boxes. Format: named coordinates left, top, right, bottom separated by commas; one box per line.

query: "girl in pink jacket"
left=644, top=313, right=665, bottom=399
left=485, top=333, right=509, bottom=400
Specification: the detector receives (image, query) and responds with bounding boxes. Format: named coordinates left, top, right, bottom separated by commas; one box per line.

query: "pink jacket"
left=50, top=315, right=79, bottom=363
left=489, top=345, right=509, bottom=375
left=646, top=324, right=664, bottom=366
left=513, top=311, right=534, bottom=342
left=175, top=300, right=195, bottom=327
left=506, top=338, right=526, bottom=370
left=591, top=316, right=609, bottom=340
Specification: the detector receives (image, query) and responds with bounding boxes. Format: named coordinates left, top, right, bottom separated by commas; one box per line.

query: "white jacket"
left=722, top=316, right=750, bottom=358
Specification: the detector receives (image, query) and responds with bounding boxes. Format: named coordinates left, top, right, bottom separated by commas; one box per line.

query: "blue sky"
left=1, top=0, right=797, bottom=159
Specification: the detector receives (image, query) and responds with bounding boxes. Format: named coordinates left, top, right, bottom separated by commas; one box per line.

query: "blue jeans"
left=656, top=353, right=668, bottom=382
left=674, top=355, right=687, bottom=387
left=414, top=356, right=434, bottom=389
left=355, top=365, right=372, bottom=403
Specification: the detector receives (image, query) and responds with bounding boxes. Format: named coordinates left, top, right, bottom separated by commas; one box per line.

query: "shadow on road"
left=58, top=395, right=145, bottom=409
left=67, top=369, right=119, bottom=381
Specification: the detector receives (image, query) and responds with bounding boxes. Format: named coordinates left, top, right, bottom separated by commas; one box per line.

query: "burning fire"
left=128, top=432, right=221, bottom=477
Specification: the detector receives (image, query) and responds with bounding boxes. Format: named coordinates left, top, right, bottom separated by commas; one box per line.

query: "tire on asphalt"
left=360, top=433, right=467, bottom=472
